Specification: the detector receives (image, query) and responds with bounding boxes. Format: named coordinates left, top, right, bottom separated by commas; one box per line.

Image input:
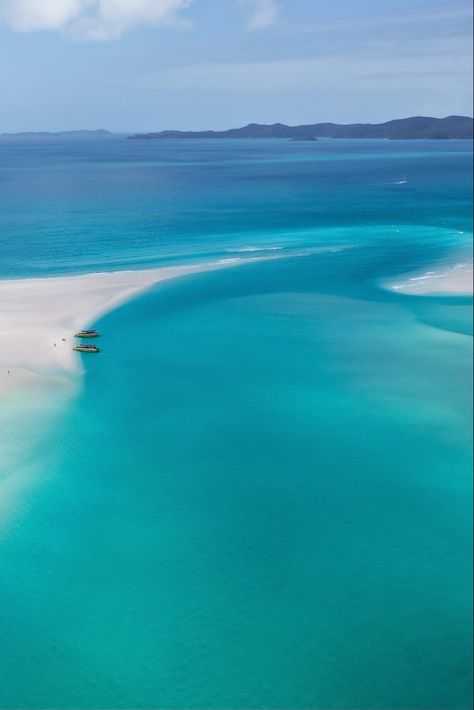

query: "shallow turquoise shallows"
left=0, top=138, right=472, bottom=709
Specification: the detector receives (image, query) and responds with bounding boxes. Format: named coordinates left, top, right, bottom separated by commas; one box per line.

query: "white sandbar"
left=384, top=260, right=473, bottom=296
left=0, top=261, right=238, bottom=399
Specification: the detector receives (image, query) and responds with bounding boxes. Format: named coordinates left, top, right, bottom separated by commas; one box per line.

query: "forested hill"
left=130, top=116, right=473, bottom=140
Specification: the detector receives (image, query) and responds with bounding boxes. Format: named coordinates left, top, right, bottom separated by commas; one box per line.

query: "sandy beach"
left=0, top=260, right=244, bottom=400
left=383, top=259, right=473, bottom=296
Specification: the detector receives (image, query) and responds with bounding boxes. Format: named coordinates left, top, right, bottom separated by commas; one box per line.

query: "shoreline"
left=1, top=249, right=471, bottom=509
left=2, top=248, right=472, bottom=399
left=382, top=257, right=473, bottom=296
left=0, top=255, right=283, bottom=510
left=0, top=259, right=248, bottom=400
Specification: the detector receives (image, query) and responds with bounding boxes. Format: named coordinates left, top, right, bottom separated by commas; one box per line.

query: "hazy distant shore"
left=1, top=115, right=472, bottom=141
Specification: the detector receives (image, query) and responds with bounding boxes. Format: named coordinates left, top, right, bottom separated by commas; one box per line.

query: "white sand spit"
left=384, top=260, right=473, bottom=296
left=0, top=261, right=241, bottom=398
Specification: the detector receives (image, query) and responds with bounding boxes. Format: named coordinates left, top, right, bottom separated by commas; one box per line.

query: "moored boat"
left=73, top=345, right=100, bottom=353
left=74, top=329, right=100, bottom=338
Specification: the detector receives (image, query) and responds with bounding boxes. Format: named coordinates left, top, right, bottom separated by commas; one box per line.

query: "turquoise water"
left=0, top=138, right=472, bottom=708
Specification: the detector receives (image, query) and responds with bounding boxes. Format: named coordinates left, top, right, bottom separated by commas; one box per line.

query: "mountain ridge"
left=129, top=116, right=473, bottom=140
left=1, top=117, right=472, bottom=140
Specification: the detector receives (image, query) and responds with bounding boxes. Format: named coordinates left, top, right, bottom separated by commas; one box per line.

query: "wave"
left=225, top=246, right=284, bottom=253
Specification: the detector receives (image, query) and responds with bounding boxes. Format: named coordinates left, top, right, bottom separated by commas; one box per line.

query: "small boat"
left=74, top=329, right=100, bottom=338
left=397, top=175, right=408, bottom=184
left=73, top=345, right=100, bottom=353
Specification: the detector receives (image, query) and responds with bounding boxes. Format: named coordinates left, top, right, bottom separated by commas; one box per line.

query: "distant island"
left=2, top=117, right=472, bottom=141
left=130, top=116, right=473, bottom=140
left=0, top=129, right=113, bottom=139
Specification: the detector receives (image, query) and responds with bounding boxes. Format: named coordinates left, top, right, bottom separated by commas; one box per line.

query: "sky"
left=0, top=0, right=472, bottom=132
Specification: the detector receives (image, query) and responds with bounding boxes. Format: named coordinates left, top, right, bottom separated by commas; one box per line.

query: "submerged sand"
left=0, top=253, right=471, bottom=514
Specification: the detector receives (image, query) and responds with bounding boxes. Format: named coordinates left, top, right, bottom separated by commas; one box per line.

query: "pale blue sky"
left=0, top=0, right=472, bottom=132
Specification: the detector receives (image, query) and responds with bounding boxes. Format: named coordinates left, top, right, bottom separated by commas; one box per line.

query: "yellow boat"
left=74, top=329, right=100, bottom=338
left=73, top=345, right=100, bottom=353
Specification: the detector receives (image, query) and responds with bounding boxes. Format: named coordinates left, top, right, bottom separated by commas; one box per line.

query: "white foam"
left=225, top=246, right=284, bottom=253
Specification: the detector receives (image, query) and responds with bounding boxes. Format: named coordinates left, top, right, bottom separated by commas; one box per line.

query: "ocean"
left=0, top=137, right=472, bottom=708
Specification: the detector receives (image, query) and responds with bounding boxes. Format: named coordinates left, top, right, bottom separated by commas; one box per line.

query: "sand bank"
left=0, top=261, right=242, bottom=399
left=0, top=266, right=172, bottom=508
left=384, top=259, right=473, bottom=296
left=0, top=257, right=276, bottom=513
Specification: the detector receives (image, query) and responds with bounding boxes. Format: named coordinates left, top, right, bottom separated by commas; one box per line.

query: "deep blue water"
left=0, top=137, right=472, bottom=276
left=0, top=138, right=472, bottom=708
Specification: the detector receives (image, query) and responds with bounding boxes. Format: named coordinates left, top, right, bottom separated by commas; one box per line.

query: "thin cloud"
left=242, top=0, right=279, bottom=30
left=136, top=34, right=472, bottom=93
left=0, top=0, right=193, bottom=39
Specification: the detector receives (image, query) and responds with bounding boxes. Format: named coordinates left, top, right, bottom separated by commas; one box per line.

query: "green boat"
left=74, top=329, right=100, bottom=338
left=73, top=345, right=100, bottom=353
